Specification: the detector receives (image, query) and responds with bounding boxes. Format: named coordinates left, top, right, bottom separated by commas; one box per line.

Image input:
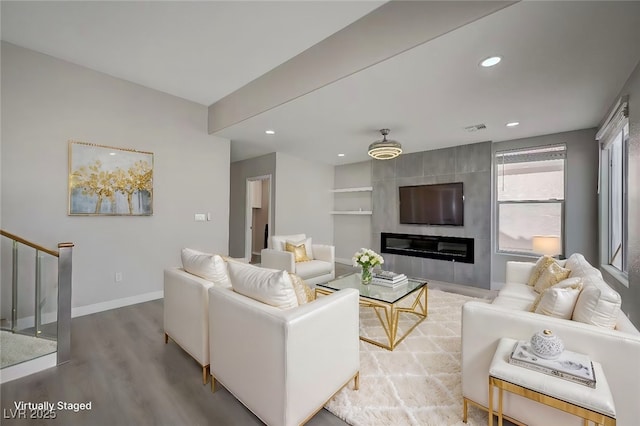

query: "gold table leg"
left=317, top=285, right=428, bottom=351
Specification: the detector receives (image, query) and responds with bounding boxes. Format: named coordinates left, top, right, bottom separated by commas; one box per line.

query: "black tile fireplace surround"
left=381, top=232, right=474, bottom=264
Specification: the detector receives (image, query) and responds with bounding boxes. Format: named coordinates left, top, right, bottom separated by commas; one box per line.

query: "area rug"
left=325, top=289, right=488, bottom=426
left=0, top=330, right=57, bottom=368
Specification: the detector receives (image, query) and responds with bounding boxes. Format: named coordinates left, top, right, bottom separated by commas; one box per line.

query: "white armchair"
left=260, top=234, right=335, bottom=286
left=163, top=267, right=212, bottom=384
left=163, top=249, right=240, bottom=385
left=208, top=285, right=360, bottom=426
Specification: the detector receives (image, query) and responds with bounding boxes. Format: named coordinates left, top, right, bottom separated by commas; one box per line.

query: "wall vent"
left=464, top=123, right=487, bottom=132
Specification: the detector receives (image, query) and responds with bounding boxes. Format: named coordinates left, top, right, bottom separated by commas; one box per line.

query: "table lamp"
left=532, top=235, right=561, bottom=257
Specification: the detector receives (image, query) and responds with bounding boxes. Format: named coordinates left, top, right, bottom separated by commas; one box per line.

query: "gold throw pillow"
left=285, top=242, right=311, bottom=263
left=289, top=273, right=315, bottom=305
left=533, top=262, right=571, bottom=294
left=527, top=255, right=557, bottom=286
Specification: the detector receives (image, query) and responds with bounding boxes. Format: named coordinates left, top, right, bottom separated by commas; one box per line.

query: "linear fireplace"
left=381, top=232, right=474, bottom=264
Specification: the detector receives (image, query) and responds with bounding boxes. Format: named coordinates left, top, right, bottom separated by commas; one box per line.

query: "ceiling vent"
left=464, top=123, right=487, bottom=132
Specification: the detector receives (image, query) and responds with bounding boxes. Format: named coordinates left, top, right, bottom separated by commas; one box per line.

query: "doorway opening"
left=245, top=175, right=272, bottom=264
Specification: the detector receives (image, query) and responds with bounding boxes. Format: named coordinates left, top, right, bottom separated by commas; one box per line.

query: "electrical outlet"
left=115, top=272, right=123, bottom=282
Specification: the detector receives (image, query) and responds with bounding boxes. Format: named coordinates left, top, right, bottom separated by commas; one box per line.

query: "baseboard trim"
left=336, top=257, right=353, bottom=265
left=72, top=291, right=164, bottom=318
left=0, top=353, right=56, bottom=384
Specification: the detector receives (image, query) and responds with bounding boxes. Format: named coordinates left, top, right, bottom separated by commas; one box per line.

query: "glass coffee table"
left=316, top=273, right=428, bottom=351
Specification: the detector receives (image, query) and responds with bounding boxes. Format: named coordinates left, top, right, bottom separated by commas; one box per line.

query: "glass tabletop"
left=318, top=273, right=427, bottom=304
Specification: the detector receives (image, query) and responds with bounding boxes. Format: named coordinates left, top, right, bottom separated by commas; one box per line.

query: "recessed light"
left=480, top=56, right=502, bottom=67
left=506, top=121, right=520, bottom=127
left=338, top=153, right=345, bottom=157
left=109, top=152, right=117, bottom=156
left=265, top=130, right=275, bottom=135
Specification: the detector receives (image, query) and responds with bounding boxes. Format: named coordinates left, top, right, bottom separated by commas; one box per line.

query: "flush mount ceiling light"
left=506, top=121, right=520, bottom=127
left=338, top=153, right=345, bottom=157
left=368, top=129, right=402, bottom=160
left=480, top=56, right=502, bottom=67
left=265, top=129, right=275, bottom=135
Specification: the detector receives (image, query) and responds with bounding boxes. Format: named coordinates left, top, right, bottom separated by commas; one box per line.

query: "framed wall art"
left=68, top=141, right=153, bottom=216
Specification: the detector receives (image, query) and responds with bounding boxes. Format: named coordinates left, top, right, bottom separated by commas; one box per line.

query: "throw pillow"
left=533, top=262, right=571, bottom=293
left=285, top=237, right=314, bottom=260
left=285, top=241, right=311, bottom=262
left=227, top=261, right=298, bottom=309
left=527, top=255, right=557, bottom=286
left=289, top=273, right=315, bottom=305
left=181, top=248, right=231, bottom=288
left=532, top=278, right=583, bottom=319
left=572, top=275, right=622, bottom=329
left=272, top=234, right=306, bottom=251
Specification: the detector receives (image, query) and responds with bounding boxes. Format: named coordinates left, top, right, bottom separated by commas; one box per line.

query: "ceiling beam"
left=208, top=1, right=517, bottom=134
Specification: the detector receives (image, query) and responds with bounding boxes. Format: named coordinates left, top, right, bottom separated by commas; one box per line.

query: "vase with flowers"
left=352, top=248, right=384, bottom=285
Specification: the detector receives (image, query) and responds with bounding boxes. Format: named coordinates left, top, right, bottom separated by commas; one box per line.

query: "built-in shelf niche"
left=330, top=186, right=373, bottom=193
left=330, top=210, right=372, bottom=215
left=331, top=186, right=373, bottom=216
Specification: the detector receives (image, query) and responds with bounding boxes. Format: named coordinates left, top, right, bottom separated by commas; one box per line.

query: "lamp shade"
left=532, top=235, right=561, bottom=256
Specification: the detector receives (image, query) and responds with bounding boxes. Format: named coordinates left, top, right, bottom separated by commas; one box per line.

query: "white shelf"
left=330, top=186, right=373, bottom=193
left=331, top=210, right=372, bottom=215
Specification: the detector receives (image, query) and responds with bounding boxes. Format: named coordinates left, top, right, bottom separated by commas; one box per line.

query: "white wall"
left=1, top=43, right=230, bottom=315
left=274, top=152, right=333, bottom=245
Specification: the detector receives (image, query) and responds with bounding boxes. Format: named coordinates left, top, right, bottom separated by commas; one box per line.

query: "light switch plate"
left=194, top=213, right=206, bottom=221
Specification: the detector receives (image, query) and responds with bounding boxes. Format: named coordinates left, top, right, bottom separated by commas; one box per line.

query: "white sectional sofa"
left=462, top=254, right=640, bottom=426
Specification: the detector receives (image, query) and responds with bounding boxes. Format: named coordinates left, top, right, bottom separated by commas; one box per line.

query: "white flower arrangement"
left=352, top=248, right=384, bottom=269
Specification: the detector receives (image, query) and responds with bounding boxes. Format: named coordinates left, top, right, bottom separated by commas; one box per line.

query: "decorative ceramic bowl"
left=530, top=329, right=564, bottom=359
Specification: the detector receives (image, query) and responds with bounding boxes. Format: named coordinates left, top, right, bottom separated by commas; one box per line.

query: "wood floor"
left=1, top=264, right=498, bottom=425
left=0, top=299, right=348, bottom=426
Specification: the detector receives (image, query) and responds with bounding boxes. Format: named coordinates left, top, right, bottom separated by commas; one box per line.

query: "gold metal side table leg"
left=463, top=398, right=468, bottom=423
left=498, top=385, right=503, bottom=426
left=488, top=378, right=494, bottom=426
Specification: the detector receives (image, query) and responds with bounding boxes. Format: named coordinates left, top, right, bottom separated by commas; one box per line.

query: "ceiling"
left=3, top=1, right=640, bottom=166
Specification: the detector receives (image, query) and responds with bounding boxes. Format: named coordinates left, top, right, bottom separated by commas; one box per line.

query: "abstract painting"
left=69, top=141, right=153, bottom=215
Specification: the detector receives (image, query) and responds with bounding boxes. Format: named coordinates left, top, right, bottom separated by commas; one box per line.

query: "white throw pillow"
left=566, top=253, right=603, bottom=279
left=227, top=261, right=298, bottom=309
left=535, top=279, right=583, bottom=319
left=181, top=248, right=231, bottom=288
left=572, top=275, right=622, bottom=329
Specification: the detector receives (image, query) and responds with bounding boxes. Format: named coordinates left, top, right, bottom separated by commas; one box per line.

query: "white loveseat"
left=462, top=254, right=640, bottom=426
left=208, top=277, right=359, bottom=426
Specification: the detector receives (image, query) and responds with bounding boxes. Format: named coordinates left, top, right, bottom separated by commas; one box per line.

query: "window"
left=496, top=145, right=566, bottom=255
left=598, top=97, right=629, bottom=277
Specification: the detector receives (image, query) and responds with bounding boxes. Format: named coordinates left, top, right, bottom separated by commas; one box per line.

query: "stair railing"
left=1, top=230, right=74, bottom=365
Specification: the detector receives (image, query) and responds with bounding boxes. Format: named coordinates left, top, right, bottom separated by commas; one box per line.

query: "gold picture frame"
left=68, top=141, right=153, bottom=216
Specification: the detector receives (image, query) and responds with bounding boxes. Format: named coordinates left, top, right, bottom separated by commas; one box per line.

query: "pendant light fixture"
left=368, top=128, right=402, bottom=160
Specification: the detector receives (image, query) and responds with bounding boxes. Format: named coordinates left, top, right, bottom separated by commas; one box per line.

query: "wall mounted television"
left=398, top=182, right=464, bottom=226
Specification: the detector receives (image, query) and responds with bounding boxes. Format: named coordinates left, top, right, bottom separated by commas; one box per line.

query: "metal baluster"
left=11, top=241, right=18, bottom=332
left=35, top=251, right=42, bottom=336
left=57, top=242, right=74, bottom=364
